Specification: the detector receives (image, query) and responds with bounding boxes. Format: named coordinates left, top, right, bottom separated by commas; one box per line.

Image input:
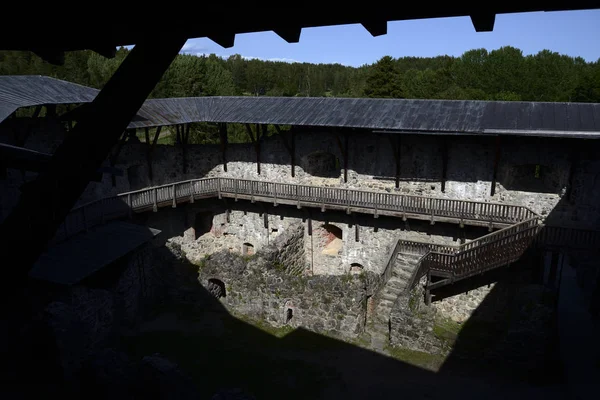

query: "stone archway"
left=207, top=278, right=226, bottom=298
left=284, top=300, right=295, bottom=324
left=349, top=263, right=364, bottom=275
left=321, top=224, right=343, bottom=255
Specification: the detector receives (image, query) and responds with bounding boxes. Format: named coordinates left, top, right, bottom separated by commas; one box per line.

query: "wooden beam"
left=441, top=137, right=448, bottom=193
left=470, top=13, right=496, bottom=32
left=566, top=140, right=580, bottom=203
left=181, top=123, right=190, bottom=174
left=219, top=123, right=228, bottom=172
left=361, top=20, right=387, bottom=36
left=275, top=125, right=296, bottom=177
left=145, top=127, right=154, bottom=182
left=387, top=135, right=401, bottom=188
left=245, top=124, right=261, bottom=174
left=334, top=130, right=349, bottom=183
left=490, top=136, right=501, bottom=196
left=152, top=126, right=162, bottom=147
left=0, top=32, right=186, bottom=281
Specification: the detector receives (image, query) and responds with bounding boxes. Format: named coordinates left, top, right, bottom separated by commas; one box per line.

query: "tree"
left=364, top=56, right=404, bottom=98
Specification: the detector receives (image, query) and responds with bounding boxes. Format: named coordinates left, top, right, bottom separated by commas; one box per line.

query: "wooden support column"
left=219, top=123, right=228, bottom=172
left=275, top=125, right=295, bottom=177
left=245, top=123, right=261, bottom=174
left=425, top=271, right=432, bottom=305
left=334, top=130, right=349, bottom=183
left=177, top=123, right=190, bottom=174
left=388, top=135, right=401, bottom=189
left=144, top=126, right=162, bottom=183
left=441, top=137, right=448, bottom=193
left=490, top=136, right=502, bottom=196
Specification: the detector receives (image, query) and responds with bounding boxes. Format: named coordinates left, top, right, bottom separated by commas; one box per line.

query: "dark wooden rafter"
left=274, top=125, right=295, bottom=177
left=470, top=13, right=496, bottom=32
left=245, top=123, right=262, bottom=174
left=0, top=33, right=187, bottom=280
left=144, top=126, right=162, bottom=182
left=441, top=137, right=448, bottom=193
left=490, top=136, right=502, bottom=196
left=388, top=135, right=401, bottom=188
left=334, top=130, right=349, bottom=183
left=219, top=122, right=228, bottom=172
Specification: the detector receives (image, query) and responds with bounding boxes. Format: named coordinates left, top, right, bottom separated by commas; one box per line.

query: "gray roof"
left=2, top=76, right=600, bottom=138
left=29, top=221, right=160, bottom=285
left=0, top=75, right=98, bottom=122
left=133, top=97, right=600, bottom=138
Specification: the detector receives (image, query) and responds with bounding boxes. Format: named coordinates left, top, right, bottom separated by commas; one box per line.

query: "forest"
left=1, top=46, right=599, bottom=143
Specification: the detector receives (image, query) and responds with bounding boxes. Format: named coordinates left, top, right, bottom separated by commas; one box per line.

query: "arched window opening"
left=207, top=278, right=226, bottom=298
left=321, top=224, right=343, bottom=255
left=350, top=263, right=364, bottom=275
left=286, top=308, right=293, bottom=324
left=242, top=242, right=255, bottom=256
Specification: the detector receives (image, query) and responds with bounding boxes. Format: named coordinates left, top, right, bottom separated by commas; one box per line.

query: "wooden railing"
left=381, top=240, right=402, bottom=288
left=52, top=177, right=536, bottom=244
left=395, top=217, right=542, bottom=291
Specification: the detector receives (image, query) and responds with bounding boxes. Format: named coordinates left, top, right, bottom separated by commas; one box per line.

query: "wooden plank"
left=441, top=137, right=448, bottom=193
left=219, top=123, right=228, bottom=172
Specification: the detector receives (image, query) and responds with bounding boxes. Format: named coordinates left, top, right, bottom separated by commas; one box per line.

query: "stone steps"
left=372, top=252, right=422, bottom=326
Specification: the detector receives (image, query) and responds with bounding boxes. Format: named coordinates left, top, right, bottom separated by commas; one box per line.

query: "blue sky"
left=178, top=10, right=599, bottom=66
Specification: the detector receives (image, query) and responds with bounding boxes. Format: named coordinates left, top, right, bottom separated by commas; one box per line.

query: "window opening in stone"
left=321, top=224, right=343, bottom=255
left=286, top=308, right=293, bottom=323
left=271, top=228, right=278, bottom=233
left=350, top=263, right=364, bottom=275
left=243, top=242, right=255, bottom=256
left=207, top=278, right=226, bottom=298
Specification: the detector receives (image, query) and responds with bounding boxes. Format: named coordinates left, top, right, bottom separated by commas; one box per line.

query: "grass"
left=384, top=345, right=446, bottom=370
left=432, top=317, right=463, bottom=344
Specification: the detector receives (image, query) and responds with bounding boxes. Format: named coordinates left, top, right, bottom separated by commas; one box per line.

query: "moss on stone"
left=433, top=317, right=462, bottom=343
left=384, top=345, right=445, bottom=370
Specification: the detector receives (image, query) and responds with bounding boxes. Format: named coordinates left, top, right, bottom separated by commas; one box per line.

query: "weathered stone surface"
left=432, top=284, right=495, bottom=323
left=197, top=248, right=380, bottom=339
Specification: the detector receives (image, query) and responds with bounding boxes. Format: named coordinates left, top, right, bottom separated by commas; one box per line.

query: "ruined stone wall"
left=4, top=124, right=600, bottom=230
left=45, top=243, right=154, bottom=352
left=431, top=284, right=495, bottom=323
left=174, top=205, right=468, bottom=277
left=195, top=249, right=379, bottom=339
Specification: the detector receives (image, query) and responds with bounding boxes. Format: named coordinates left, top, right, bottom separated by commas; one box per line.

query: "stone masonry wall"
left=4, top=125, right=600, bottom=230
left=174, top=205, right=471, bottom=277
left=431, top=284, right=495, bottom=323
left=195, top=249, right=380, bottom=339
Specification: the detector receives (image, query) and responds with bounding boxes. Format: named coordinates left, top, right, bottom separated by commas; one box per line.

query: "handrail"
left=397, top=217, right=542, bottom=290
left=53, top=177, right=538, bottom=244
left=381, top=240, right=402, bottom=287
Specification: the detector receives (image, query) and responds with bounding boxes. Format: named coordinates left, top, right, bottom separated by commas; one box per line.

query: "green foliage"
left=2, top=45, right=598, bottom=106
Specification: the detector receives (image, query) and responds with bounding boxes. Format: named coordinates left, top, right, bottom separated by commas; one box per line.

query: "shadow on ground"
left=106, top=244, right=567, bottom=400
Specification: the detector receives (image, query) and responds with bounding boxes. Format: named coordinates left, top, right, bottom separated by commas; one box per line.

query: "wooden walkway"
left=55, top=177, right=536, bottom=244
left=53, top=177, right=596, bottom=293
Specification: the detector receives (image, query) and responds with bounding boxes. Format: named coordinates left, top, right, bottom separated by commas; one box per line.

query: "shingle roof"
left=2, top=76, right=600, bottom=138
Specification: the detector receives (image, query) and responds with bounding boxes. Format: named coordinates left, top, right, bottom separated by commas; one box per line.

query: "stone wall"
left=194, top=248, right=380, bottom=339
left=431, top=284, right=495, bottom=323
left=4, top=124, right=600, bottom=230
left=172, top=203, right=477, bottom=277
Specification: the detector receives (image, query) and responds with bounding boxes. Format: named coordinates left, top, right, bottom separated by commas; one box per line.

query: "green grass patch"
left=384, top=345, right=445, bottom=370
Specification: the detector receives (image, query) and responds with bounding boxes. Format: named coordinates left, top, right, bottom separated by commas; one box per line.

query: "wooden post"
left=189, top=181, right=195, bottom=203
left=153, top=188, right=158, bottom=212
left=296, top=185, right=301, bottom=209
left=441, top=137, right=448, bottom=193
left=566, top=141, right=579, bottom=203
left=217, top=178, right=222, bottom=199
left=172, top=184, right=177, bottom=208
left=234, top=179, right=238, bottom=202
left=490, top=136, right=501, bottom=196
left=109, top=130, right=128, bottom=187
left=182, top=124, right=190, bottom=174
left=334, top=130, right=349, bottom=183
left=355, top=222, right=359, bottom=242
left=291, top=129, right=296, bottom=178
left=387, top=135, right=402, bottom=188
left=245, top=123, right=261, bottom=174
left=127, top=194, right=132, bottom=218
left=425, top=271, right=432, bottom=306
left=219, top=123, right=228, bottom=172
left=275, top=125, right=295, bottom=177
